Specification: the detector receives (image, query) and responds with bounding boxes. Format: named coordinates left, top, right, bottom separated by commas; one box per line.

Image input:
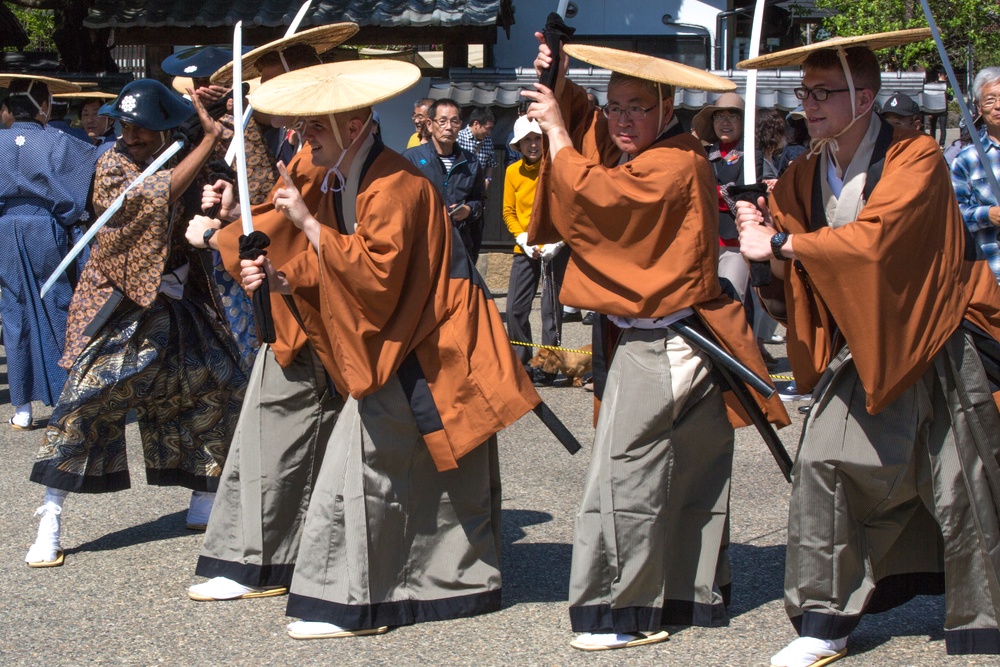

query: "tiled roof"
left=430, top=68, right=948, bottom=113
left=84, top=0, right=503, bottom=30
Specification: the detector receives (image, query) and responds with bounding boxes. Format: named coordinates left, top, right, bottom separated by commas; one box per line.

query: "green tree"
left=6, top=7, right=54, bottom=51
left=815, top=0, right=1000, bottom=74
left=3, top=0, right=117, bottom=72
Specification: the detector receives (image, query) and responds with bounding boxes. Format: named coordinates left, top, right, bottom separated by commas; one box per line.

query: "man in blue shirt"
left=951, top=67, right=1000, bottom=281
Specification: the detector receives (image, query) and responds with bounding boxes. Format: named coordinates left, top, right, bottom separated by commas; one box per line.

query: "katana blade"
left=40, top=139, right=186, bottom=299
left=919, top=0, right=1000, bottom=201
left=743, top=0, right=766, bottom=185
left=232, top=21, right=254, bottom=236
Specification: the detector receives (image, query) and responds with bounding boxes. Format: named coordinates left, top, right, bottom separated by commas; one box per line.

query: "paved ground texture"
left=0, top=296, right=993, bottom=666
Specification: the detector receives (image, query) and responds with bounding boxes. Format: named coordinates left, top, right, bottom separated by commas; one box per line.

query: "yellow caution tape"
left=510, top=341, right=593, bottom=355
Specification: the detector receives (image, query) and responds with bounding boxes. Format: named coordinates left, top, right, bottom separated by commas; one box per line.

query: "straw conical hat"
left=53, top=91, right=118, bottom=100
left=563, top=44, right=736, bottom=93
left=211, top=22, right=359, bottom=85
left=737, top=28, right=932, bottom=70
left=250, top=60, right=420, bottom=115
left=171, top=76, right=194, bottom=94
left=0, top=73, right=81, bottom=94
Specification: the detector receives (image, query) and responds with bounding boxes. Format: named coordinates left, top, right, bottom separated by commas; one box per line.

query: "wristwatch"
left=203, top=227, right=217, bottom=248
left=770, top=232, right=789, bottom=260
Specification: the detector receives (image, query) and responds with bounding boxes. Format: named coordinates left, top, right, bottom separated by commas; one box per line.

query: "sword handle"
left=539, top=12, right=575, bottom=91
left=728, top=183, right=772, bottom=287
left=251, top=273, right=276, bottom=344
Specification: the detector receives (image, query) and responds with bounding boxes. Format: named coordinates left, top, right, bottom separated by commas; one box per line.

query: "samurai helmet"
left=99, top=79, right=193, bottom=131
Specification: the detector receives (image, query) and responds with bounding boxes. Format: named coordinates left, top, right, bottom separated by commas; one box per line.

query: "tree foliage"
left=5, top=5, right=55, bottom=51
left=815, top=0, right=1000, bottom=74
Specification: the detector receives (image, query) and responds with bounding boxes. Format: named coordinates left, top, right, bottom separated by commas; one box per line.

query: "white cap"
left=509, top=116, right=542, bottom=151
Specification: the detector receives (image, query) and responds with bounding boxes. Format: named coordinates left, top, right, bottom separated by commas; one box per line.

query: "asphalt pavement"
left=0, top=296, right=991, bottom=666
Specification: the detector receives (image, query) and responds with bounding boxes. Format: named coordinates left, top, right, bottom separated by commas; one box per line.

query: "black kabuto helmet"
left=99, top=79, right=193, bottom=131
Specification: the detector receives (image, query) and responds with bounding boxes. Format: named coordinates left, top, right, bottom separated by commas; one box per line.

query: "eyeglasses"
left=433, top=117, right=463, bottom=127
left=412, top=114, right=426, bottom=121
left=979, top=97, right=999, bottom=110
left=602, top=104, right=657, bottom=121
left=794, top=86, right=851, bottom=102
left=713, top=112, right=741, bottom=123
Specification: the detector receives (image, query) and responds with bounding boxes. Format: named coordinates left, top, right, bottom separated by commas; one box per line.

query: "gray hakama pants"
left=786, top=329, right=1000, bottom=655
left=286, top=374, right=503, bottom=629
left=568, top=328, right=735, bottom=633
left=196, top=345, right=343, bottom=588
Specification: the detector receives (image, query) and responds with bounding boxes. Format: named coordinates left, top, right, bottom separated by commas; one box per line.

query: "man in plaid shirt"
left=951, top=67, right=1000, bottom=281
left=457, top=106, right=497, bottom=192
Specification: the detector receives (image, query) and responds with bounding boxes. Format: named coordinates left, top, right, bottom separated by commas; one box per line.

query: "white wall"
left=493, top=0, right=726, bottom=69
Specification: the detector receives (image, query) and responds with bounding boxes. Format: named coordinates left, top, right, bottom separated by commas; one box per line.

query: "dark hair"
left=803, top=47, right=881, bottom=95
left=756, top=108, right=786, bottom=156
left=428, top=98, right=460, bottom=120
left=785, top=116, right=810, bottom=146
left=468, top=106, right=495, bottom=126
left=256, top=43, right=322, bottom=72
left=7, top=79, right=49, bottom=121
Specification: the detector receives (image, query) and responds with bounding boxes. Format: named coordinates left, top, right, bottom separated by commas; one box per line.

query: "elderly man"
left=951, top=66, right=1000, bottom=282
left=880, top=92, right=923, bottom=130
left=524, top=37, right=787, bottom=652
left=737, top=31, right=1000, bottom=666
left=403, top=98, right=486, bottom=262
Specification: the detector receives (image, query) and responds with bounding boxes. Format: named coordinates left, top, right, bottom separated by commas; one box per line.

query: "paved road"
left=0, top=302, right=987, bottom=666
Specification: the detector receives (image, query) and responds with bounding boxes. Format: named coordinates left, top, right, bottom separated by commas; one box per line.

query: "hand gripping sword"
left=232, top=20, right=276, bottom=343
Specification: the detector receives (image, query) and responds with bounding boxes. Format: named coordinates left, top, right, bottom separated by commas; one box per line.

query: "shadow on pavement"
left=66, top=510, right=193, bottom=554
left=501, top=508, right=571, bottom=604
left=728, top=542, right=786, bottom=617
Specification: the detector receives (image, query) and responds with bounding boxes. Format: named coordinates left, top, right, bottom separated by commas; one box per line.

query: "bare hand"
left=736, top=197, right=778, bottom=262
left=202, top=180, right=238, bottom=221
left=533, top=31, right=568, bottom=84
left=187, top=87, right=223, bottom=143
left=241, top=255, right=291, bottom=295
left=521, top=84, right=567, bottom=136
left=449, top=202, right=471, bottom=222
left=990, top=206, right=1000, bottom=227
left=186, top=215, right=221, bottom=249
left=273, top=160, right=313, bottom=229
left=193, top=84, right=228, bottom=106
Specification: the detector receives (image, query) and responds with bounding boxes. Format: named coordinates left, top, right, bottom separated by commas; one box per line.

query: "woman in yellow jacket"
left=503, top=116, right=566, bottom=385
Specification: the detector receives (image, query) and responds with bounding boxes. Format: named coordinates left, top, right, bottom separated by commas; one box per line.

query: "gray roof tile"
left=85, top=0, right=502, bottom=29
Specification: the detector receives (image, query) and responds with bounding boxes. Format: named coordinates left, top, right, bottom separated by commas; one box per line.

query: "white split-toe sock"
left=11, top=403, right=32, bottom=428
left=25, top=488, right=68, bottom=565
left=187, top=576, right=284, bottom=601
left=771, top=636, right=848, bottom=667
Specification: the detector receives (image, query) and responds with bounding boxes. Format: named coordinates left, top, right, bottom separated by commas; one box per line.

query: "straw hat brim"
left=563, top=44, right=736, bottom=93
left=0, top=73, right=81, bottom=94
left=172, top=76, right=194, bottom=94
left=53, top=91, right=118, bottom=100
left=211, top=22, right=359, bottom=85
left=250, top=60, right=420, bottom=115
left=737, top=28, right=932, bottom=70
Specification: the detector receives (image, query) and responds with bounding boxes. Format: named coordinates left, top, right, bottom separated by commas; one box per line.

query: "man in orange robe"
left=737, top=31, right=1000, bottom=666
left=523, top=39, right=788, bottom=651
